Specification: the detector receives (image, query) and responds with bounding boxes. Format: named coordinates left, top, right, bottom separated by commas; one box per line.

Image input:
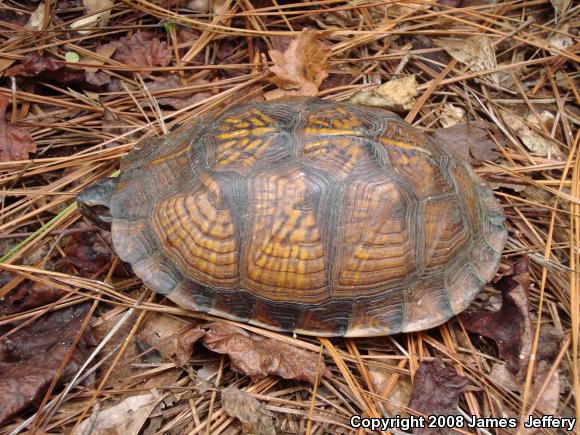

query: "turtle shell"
left=109, top=97, right=507, bottom=337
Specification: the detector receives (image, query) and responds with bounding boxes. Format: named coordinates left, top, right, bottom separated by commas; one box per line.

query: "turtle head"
left=77, top=177, right=118, bottom=230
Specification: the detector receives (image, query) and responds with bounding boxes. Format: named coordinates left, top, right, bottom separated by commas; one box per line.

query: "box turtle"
left=78, top=97, right=507, bottom=337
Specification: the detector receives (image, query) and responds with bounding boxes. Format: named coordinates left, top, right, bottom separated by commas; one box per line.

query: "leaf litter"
left=349, top=75, right=418, bottom=112
left=460, top=256, right=532, bottom=377
left=0, top=304, right=96, bottom=425
left=432, top=120, right=501, bottom=164
left=407, top=357, right=469, bottom=435
left=266, top=28, right=330, bottom=99
left=0, top=94, right=36, bottom=162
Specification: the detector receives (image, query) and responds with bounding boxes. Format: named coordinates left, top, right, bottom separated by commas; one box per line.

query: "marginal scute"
left=444, top=261, right=482, bottom=314
left=347, top=291, right=404, bottom=336
left=108, top=97, right=507, bottom=337
left=402, top=277, right=453, bottom=332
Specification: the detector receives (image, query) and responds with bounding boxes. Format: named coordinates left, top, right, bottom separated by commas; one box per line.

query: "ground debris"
left=0, top=304, right=95, bottom=425
left=202, top=322, right=326, bottom=384
left=101, top=32, right=172, bottom=76
left=73, top=393, right=158, bottom=435
left=350, top=75, right=418, bottom=112
left=460, top=256, right=532, bottom=377
left=432, top=120, right=501, bottom=164
left=407, top=357, right=468, bottom=435
left=0, top=94, right=36, bottom=162
left=221, top=386, right=276, bottom=435
left=266, top=29, right=330, bottom=99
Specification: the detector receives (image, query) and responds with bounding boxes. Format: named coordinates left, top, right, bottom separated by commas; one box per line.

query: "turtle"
left=77, top=97, right=507, bottom=337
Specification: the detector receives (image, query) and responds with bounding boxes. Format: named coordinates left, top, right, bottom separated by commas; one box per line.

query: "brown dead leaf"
left=436, top=35, right=499, bottom=85
left=0, top=94, right=36, bottom=162
left=460, top=256, right=532, bottom=377
left=550, top=0, right=571, bottom=18
left=202, top=322, right=326, bottom=384
left=266, top=28, right=330, bottom=100
left=145, top=75, right=212, bottom=110
left=136, top=312, right=201, bottom=366
left=407, top=357, right=469, bottom=435
left=174, top=327, right=206, bottom=366
left=439, top=103, right=465, bottom=128
left=196, top=360, right=220, bottom=393
left=221, top=387, right=276, bottom=435
left=489, top=360, right=561, bottom=431
left=432, top=120, right=500, bottom=164
left=59, top=230, right=111, bottom=276
left=501, top=109, right=560, bottom=157
left=350, top=75, right=418, bottom=112
left=6, top=52, right=87, bottom=85
left=70, top=0, right=113, bottom=30
left=73, top=393, right=158, bottom=435
left=0, top=279, right=67, bottom=314
left=103, top=32, right=172, bottom=77
left=368, top=353, right=412, bottom=415
left=0, top=304, right=95, bottom=424
left=25, top=2, right=48, bottom=31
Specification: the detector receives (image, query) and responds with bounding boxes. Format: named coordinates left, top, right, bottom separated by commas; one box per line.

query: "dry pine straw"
left=0, top=0, right=578, bottom=434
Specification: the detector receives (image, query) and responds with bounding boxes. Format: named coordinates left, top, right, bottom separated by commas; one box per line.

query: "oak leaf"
left=0, top=94, right=36, bottom=162
left=266, top=29, right=329, bottom=99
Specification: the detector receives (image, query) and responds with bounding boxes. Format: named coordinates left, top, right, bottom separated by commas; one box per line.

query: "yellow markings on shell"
left=148, top=145, right=189, bottom=165
left=303, top=127, right=363, bottom=137
left=216, top=127, right=275, bottom=140
left=380, top=138, right=432, bottom=156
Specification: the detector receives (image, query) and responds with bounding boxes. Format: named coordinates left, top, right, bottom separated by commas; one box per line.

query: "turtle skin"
left=106, top=97, right=506, bottom=337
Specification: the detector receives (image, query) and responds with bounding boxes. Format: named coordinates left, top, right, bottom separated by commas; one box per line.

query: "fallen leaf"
left=145, top=75, right=212, bottom=110
left=137, top=313, right=199, bottom=360
left=0, top=279, right=67, bottom=314
left=349, top=75, right=418, bottom=112
left=0, top=304, right=95, bottom=424
left=266, top=28, right=330, bottom=99
left=221, top=387, right=276, bottom=435
left=174, top=327, right=206, bottom=366
left=70, top=0, right=114, bottom=30
left=436, top=35, right=499, bottom=85
left=501, top=109, right=559, bottom=157
left=81, top=45, right=117, bottom=73
left=202, top=322, right=326, bottom=384
left=536, top=324, right=564, bottom=362
left=73, top=393, right=158, bottom=435
left=522, top=185, right=554, bottom=205
left=432, top=120, right=500, bottom=164
left=25, top=2, right=48, bottom=30
left=549, top=0, right=571, bottom=18
left=368, top=353, right=412, bottom=415
left=0, top=94, right=36, bottom=162
left=195, top=360, right=220, bottom=393
left=489, top=360, right=561, bottom=430
left=103, top=32, right=172, bottom=77
left=407, top=357, right=469, bottom=435
left=460, top=256, right=532, bottom=377
left=59, top=230, right=111, bottom=276
left=548, top=25, right=574, bottom=54
left=5, top=52, right=94, bottom=87
left=439, top=103, right=465, bottom=128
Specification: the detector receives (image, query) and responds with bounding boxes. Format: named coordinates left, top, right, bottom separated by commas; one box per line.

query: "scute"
left=109, top=97, right=507, bottom=337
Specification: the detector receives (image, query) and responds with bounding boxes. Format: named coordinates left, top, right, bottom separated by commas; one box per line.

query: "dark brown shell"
left=109, top=97, right=507, bottom=337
